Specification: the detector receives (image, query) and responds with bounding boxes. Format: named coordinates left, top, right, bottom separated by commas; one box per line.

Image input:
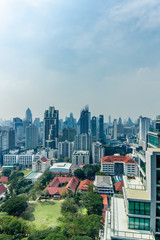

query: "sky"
left=0, top=0, right=160, bottom=122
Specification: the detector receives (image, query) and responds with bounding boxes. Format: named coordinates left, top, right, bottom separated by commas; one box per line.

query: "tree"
left=74, top=169, right=85, bottom=180
left=83, top=164, right=100, bottom=180
left=95, top=171, right=106, bottom=176
left=0, top=195, right=28, bottom=216
left=82, top=192, right=103, bottom=216
left=61, top=198, right=78, bottom=215
left=71, top=236, right=92, bottom=240
left=2, top=168, right=11, bottom=177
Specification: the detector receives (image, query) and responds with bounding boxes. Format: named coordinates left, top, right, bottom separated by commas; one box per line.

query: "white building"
left=92, top=141, right=104, bottom=164
left=72, top=150, right=90, bottom=165
left=139, top=117, right=150, bottom=149
left=101, top=155, right=138, bottom=176
left=3, top=151, right=46, bottom=167
left=49, top=162, right=72, bottom=173
left=94, top=175, right=114, bottom=195
left=32, top=156, right=50, bottom=173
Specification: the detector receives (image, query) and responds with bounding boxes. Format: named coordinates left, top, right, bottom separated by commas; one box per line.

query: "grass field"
left=20, top=169, right=32, bottom=176
left=22, top=200, right=62, bottom=229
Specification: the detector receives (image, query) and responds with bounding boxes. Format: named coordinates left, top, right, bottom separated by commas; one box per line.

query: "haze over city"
left=0, top=0, right=160, bottom=120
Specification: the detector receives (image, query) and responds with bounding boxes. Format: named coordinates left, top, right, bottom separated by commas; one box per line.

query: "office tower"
left=74, top=133, right=92, bottom=152
left=139, top=117, right=150, bottom=149
left=34, top=118, right=40, bottom=128
left=117, top=117, right=124, bottom=134
left=43, top=106, right=59, bottom=148
left=58, top=140, right=74, bottom=159
left=61, top=128, right=76, bottom=142
left=113, top=119, right=117, bottom=140
left=8, top=128, right=15, bottom=150
left=25, top=108, right=32, bottom=123
left=0, top=130, right=8, bottom=150
left=80, top=106, right=89, bottom=134
left=63, top=113, right=76, bottom=129
left=92, top=141, right=104, bottom=164
left=148, top=116, right=160, bottom=148
left=99, top=115, right=105, bottom=143
left=25, top=124, right=38, bottom=149
left=109, top=115, right=111, bottom=125
left=91, top=116, right=97, bottom=142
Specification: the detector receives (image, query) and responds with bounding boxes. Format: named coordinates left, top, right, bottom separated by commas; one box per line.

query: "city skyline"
left=0, top=0, right=160, bottom=120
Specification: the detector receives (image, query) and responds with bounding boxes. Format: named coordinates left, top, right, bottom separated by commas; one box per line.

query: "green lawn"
left=22, top=200, right=62, bottom=229
left=20, top=169, right=32, bottom=176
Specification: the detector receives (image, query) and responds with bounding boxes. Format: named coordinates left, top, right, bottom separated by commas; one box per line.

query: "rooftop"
left=123, top=176, right=150, bottom=201
left=94, top=175, right=112, bottom=187
left=0, top=176, right=8, bottom=183
left=50, top=162, right=72, bottom=169
left=109, top=197, right=154, bottom=239
left=101, top=155, right=137, bottom=164
left=0, top=184, right=7, bottom=195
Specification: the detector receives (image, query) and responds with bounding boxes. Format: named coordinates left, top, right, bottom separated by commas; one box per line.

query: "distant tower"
left=139, top=117, right=150, bottom=142
left=80, top=106, right=89, bottom=134
left=91, top=116, right=97, bottom=142
left=8, top=128, right=15, bottom=150
left=43, top=106, right=59, bottom=148
left=25, top=108, right=32, bottom=123
left=25, top=124, right=38, bottom=149
left=99, top=115, right=105, bottom=143
left=113, top=119, right=117, bottom=140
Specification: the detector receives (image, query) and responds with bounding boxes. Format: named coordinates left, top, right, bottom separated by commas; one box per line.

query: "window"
left=156, top=219, right=160, bottom=232
left=128, top=217, right=150, bottom=230
left=157, top=203, right=160, bottom=217
left=157, top=187, right=160, bottom=201
left=128, top=201, right=150, bottom=215
left=157, top=155, right=160, bottom=169
left=157, top=170, right=160, bottom=185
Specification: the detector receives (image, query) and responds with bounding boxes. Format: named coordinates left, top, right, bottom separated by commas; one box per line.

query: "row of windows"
left=128, top=217, right=150, bottom=230
left=128, top=201, right=150, bottom=215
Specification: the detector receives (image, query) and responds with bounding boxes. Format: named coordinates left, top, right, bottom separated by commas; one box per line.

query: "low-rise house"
left=78, top=179, right=93, bottom=192
left=0, top=184, right=7, bottom=200
left=94, top=175, right=114, bottom=195
left=0, top=176, right=8, bottom=183
left=47, top=176, right=79, bottom=198
left=32, top=156, right=50, bottom=173
left=101, top=194, right=108, bottom=219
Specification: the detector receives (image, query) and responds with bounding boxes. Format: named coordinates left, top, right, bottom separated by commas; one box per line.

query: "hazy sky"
left=0, top=0, right=160, bottom=122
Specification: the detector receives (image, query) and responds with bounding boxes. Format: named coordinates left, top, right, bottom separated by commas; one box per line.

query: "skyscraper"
left=43, top=106, right=59, bottom=148
left=113, top=119, right=117, bottom=140
left=80, top=106, right=89, bottom=134
left=25, top=124, right=38, bottom=149
left=99, top=115, right=105, bottom=143
left=25, top=108, right=32, bottom=123
left=91, top=116, right=97, bottom=142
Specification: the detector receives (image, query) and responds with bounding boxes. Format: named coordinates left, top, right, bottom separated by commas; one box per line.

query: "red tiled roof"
left=101, top=155, right=137, bottom=164
left=0, top=184, right=7, bottom=195
left=115, top=181, right=123, bottom=192
left=40, top=156, right=49, bottom=163
left=0, top=176, right=8, bottom=183
left=47, top=176, right=79, bottom=195
left=100, top=194, right=108, bottom=219
left=78, top=179, right=93, bottom=191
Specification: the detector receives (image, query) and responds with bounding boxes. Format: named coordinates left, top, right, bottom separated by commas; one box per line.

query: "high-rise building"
left=43, top=106, right=59, bottom=148
left=74, top=133, right=92, bottom=152
left=99, top=115, right=105, bottom=143
left=25, top=124, right=38, bottom=149
left=92, top=141, right=104, bottom=164
left=113, top=119, right=117, bottom=140
left=91, top=116, right=97, bottom=142
left=80, top=106, right=89, bottom=134
left=58, top=140, right=74, bottom=159
left=8, top=128, right=15, bottom=150
left=139, top=117, right=150, bottom=149
left=25, top=108, right=32, bottom=123
left=61, top=128, right=76, bottom=142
